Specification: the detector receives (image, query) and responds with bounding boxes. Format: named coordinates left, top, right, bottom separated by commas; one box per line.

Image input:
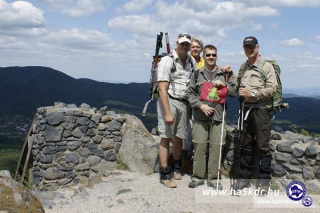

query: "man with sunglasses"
left=157, top=33, right=197, bottom=188
left=187, top=45, right=236, bottom=188
left=235, top=36, right=277, bottom=195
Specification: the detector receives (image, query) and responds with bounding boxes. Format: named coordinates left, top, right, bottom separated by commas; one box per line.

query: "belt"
left=244, top=101, right=267, bottom=109
left=168, top=94, right=187, bottom=102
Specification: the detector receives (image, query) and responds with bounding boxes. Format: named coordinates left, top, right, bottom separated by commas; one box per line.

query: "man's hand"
left=239, top=87, right=253, bottom=98
left=200, top=104, right=215, bottom=116
left=222, top=65, right=233, bottom=74
left=164, top=113, right=174, bottom=125
left=213, top=80, right=225, bottom=87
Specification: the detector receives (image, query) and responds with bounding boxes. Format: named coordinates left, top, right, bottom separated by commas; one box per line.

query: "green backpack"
left=260, top=60, right=282, bottom=111
left=243, top=60, right=285, bottom=112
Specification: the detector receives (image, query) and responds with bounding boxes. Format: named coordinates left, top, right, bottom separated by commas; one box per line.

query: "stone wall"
left=26, top=101, right=320, bottom=192
left=28, top=102, right=158, bottom=191
left=223, top=127, right=320, bottom=193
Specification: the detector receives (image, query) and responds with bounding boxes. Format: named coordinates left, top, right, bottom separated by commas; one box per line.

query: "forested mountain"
left=1, top=66, right=319, bottom=133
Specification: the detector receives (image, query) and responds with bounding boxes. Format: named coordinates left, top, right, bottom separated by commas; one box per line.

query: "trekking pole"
left=152, top=32, right=163, bottom=68
left=216, top=103, right=226, bottom=191
left=165, top=32, right=170, bottom=53
left=231, top=86, right=245, bottom=195
left=142, top=32, right=163, bottom=116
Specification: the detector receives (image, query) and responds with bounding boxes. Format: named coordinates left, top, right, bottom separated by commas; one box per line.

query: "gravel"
left=42, top=170, right=318, bottom=213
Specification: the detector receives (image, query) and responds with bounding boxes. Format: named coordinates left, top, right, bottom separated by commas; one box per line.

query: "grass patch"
left=270, top=179, right=280, bottom=191
left=0, top=149, right=21, bottom=176
left=116, top=159, right=128, bottom=170
left=108, top=108, right=130, bottom=114
left=108, top=108, right=157, bottom=118
left=103, top=100, right=140, bottom=109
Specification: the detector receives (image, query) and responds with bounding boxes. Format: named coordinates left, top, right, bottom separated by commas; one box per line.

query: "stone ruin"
left=223, top=126, right=320, bottom=193
left=25, top=102, right=158, bottom=191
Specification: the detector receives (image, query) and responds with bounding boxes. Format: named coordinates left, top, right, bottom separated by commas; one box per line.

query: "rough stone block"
left=66, top=153, right=79, bottom=164
left=106, top=120, right=122, bottom=131
left=271, top=163, right=286, bottom=176
left=277, top=140, right=295, bottom=153
left=44, top=168, right=64, bottom=180
left=302, top=166, right=315, bottom=179
left=46, top=112, right=65, bottom=125
left=44, top=126, right=63, bottom=142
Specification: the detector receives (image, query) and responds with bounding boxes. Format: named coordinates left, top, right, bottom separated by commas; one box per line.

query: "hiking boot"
left=237, top=180, right=250, bottom=190
left=172, top=160, right=182, bottom=180
left=188, top=180, right=204, bottom=188
left=160, top=179, right=177, bottom=188
left=207, top=181, right=223, bottom=190
left=173, top=171, right=182, bottom=180
left=160, top=166, right=176, bottom=188
left=181, top=159, right=193, bottom=174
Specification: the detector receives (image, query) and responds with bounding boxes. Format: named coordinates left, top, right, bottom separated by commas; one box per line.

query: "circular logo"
left=286, top=181, right=306, bottom=201
left=302, top=196, right=313, bottom=207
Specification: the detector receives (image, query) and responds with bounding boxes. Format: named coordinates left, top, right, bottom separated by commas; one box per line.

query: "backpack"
left=242, top=60, right=283, bottom=112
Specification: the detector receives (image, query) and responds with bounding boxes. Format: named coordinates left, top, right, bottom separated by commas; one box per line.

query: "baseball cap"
left=243, top=36, right=258, bottom=46
left=177, top=33, right=191, bottom=44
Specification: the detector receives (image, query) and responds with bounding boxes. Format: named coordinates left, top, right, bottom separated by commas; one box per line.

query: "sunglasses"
left=178, top=33, right=191, bottom=39
left=243, top=45, right=257, bottom=50
left=205, top=53, right=217, bottom=57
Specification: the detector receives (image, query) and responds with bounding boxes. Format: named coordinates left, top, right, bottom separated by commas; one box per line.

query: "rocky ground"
left=32, top=170, right=318, bottom=213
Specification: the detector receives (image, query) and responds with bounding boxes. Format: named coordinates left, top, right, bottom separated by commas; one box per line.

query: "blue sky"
left=0, top=0, right=320, bottom=91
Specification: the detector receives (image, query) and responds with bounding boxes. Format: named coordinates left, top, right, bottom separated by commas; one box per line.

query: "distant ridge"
left=1, top=66, right=320, bottom=133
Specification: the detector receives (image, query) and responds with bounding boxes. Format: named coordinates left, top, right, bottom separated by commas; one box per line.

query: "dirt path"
left=42, top=170, right=318, bottom=213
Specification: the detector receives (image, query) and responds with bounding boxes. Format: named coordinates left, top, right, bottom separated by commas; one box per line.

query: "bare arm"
left=158, top=81, right=174, bottom=125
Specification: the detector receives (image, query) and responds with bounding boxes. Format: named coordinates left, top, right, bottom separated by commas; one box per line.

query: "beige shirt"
left=237, top=57, right=277, bottom=103
left=157, top=50, right=196, bottom=99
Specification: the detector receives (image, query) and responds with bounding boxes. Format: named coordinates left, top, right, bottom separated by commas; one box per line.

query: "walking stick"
left=231, top=87, right=245, bottom=194
left=216, top=103, right=226, bottom=191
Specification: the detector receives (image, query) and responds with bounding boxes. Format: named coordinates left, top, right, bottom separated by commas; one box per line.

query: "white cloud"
left=250, top=23, right=262, bottom=31
left=281, top=38, right=304, bottom=46
left=0, top=0, right=46, bottom=36
left=108, top=1, right=279, bottom=40
left=38, top=0, right=105, bottom=18
left=238, top=0, right=320, bottom=7
left=108, top=15, right=164, bottom=37
left=0, top=36, right=31, bottom=50
left=123, top=0, right=152, bottom=12
left=40, top=28, right=116, bottom=51
left=0, top=0, right=319, bottom=88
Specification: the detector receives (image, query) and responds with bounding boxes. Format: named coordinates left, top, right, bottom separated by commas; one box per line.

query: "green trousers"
left=192, top=120, right=226, bottom=181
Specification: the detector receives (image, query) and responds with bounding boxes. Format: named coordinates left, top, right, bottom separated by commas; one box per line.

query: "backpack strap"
left=240, top=60, right=268, bottom=84
left=194, top=70, right=200, bottom=83
left=256, top=60, right=269, bottom=82
left=194, top=67, right=228, bottom=84
left=169, top=53, right=197, bottom=74
left=165, top=53, right=176, bottom=73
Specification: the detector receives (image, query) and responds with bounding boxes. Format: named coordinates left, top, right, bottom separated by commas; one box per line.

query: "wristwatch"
left=251, top=92, right=256, bottom=98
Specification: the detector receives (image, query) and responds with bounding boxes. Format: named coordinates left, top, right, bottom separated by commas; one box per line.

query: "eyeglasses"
left=178, top=33, right=191, bottom=39
left=205, top=53, right=217, bottom=57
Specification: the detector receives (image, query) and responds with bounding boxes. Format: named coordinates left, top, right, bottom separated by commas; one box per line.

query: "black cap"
left=243, top=36, right=258, bottom=46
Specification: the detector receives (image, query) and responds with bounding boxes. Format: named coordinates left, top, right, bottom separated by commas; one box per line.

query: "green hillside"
left=1, top=66, right=320, bottom=174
